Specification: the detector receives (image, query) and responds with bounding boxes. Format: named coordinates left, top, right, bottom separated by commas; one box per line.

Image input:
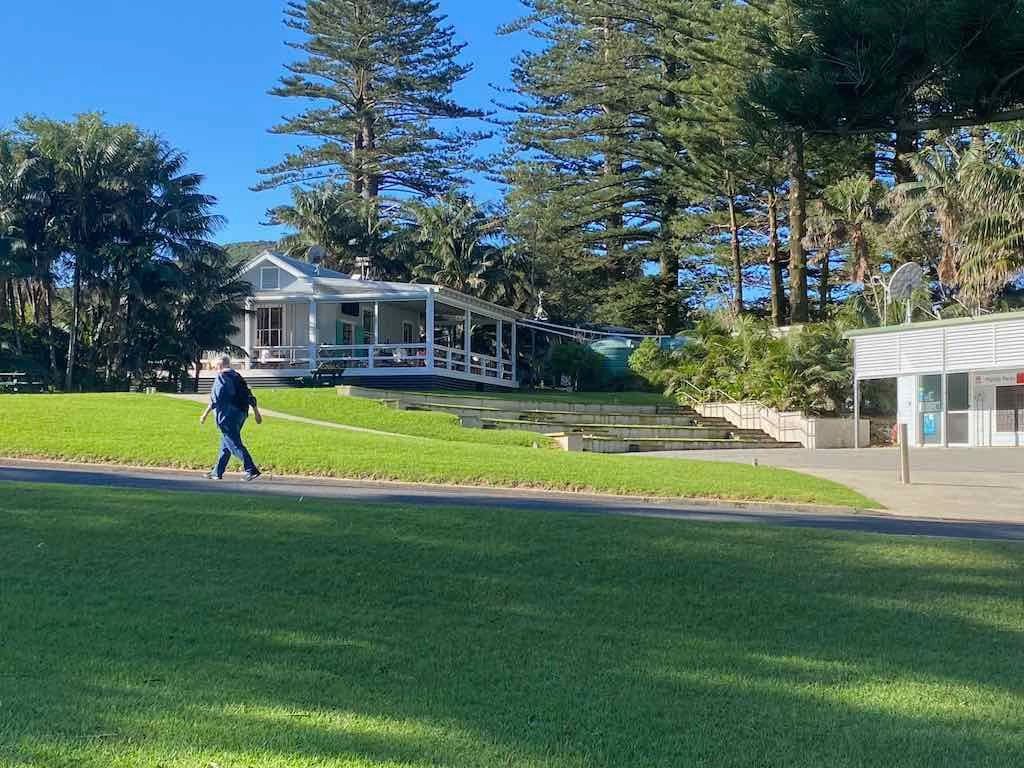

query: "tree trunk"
left=819, top=251, right=831, bottom=318
left=32, top=282, right=43, bottom=327
left=603, top=153, right=626, bottom=279
left=194, top=355, right=202, bottom=394
left=767, top=190, right=785, bottom=327
left=6, top=281, right=22, bottom=356
left=352, top=128, right=365, bottom=196
left=659, top=193, right=680, bottom=335
left=15, top=280, right=28, bottom=328
left=727, top=192, right=743, bottom=315
left=892, top=126, right=919, bottom=184
left=44, top=281, right=57, bottom=381
left=363, top=127, right=379, bottom=200
left=65, top=259, right=82, bottom=391
left=599, top=17, right=628, bottom=282
left=969, top=126, right=987, bottom=150
left=787, top=132, right=809, bottom=324
left=362, top=91, right=379, bottom=202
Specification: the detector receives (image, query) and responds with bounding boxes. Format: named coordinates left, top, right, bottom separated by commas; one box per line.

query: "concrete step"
left=336, top=384, right=801, bottom=453
left=196, top=375, right=304, bottom=394
left=481, top=418, right=780, bottom=442
left=339, top=386, right=689, bottom=416
left=409, top=402, right=706, bottom=427
left=581, top=436, right=805, bottom=453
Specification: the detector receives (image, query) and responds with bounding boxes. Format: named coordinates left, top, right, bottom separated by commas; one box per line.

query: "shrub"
left=628, top=313, right=858, bottom=416
left=545, top=342, right=607, bottom=391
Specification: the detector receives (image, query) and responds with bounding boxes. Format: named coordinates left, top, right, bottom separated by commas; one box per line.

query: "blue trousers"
left=214, top=413, right=258, bottom=477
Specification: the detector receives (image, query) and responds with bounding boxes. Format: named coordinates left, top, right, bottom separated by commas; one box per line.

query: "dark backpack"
left=223, top=370, right=255, bottom=413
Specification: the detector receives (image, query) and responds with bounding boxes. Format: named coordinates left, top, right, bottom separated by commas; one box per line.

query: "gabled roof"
left=241, top=249, right=524, bottom=319
left=246, top=250, right=351, bottom=279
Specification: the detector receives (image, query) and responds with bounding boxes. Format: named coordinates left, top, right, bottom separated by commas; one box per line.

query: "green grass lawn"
left=0, top=394, right=874, bottom=507
left=256, top=389, right=553, bottom=448
left=2, top=482, right=1021, bottom=768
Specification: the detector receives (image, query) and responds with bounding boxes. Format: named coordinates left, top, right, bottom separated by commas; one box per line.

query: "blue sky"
left=0, top=0, right=528, bottom=243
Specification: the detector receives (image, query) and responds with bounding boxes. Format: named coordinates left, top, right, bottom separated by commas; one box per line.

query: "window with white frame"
left=402, top=321, right=415, bottom=344
left=257, top=306, right=283, bottom=347
left=259, top=267, right=280, bottom=291
left=340, top=322, right=354, bottom=346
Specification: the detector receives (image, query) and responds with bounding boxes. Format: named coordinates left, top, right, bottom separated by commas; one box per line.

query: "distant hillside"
left=222, top=240, right=278, bottom=264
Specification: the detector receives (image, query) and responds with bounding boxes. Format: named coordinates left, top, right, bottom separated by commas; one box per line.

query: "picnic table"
left=0, top=372, right=44, bottom=393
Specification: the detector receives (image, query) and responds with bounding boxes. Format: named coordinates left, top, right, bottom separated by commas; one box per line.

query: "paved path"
left=636, top=447, right=1024, bottom=522
left=170, top=394, right=416, bottom=439
left=3, top=459, right=1024, bottom=541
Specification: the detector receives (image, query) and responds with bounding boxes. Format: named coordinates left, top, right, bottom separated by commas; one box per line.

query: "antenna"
left=534, top=291, right=549, bottom=322
left=887, top=263, right=925, bottom=325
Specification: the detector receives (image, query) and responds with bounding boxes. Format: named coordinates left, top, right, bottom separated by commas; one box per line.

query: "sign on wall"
left=974, top=372, right=1024, bottom=386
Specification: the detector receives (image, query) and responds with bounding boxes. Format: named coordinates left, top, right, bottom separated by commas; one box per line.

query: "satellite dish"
left=886, top=262, right=926, bottom=325
left=308, top=245, right=327, bottom=264
left=888, top=262, right=924, bottom=301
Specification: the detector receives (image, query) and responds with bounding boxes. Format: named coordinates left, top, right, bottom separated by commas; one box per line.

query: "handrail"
left=317, top=344, right=428, bottom=351
left=671, top=379, right=818, bottom=447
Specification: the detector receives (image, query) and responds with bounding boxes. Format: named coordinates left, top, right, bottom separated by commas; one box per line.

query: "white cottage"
left=196, top=251, right=523, bottom=389
left=847, top=310, right=1024, bottom=447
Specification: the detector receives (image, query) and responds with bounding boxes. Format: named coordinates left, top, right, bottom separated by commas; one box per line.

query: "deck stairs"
left=338, top=387, right=803, bottom=453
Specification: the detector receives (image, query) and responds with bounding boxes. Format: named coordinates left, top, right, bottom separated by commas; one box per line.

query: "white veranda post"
left=511, top=321, right=517, bottom=382
left=243, top=300, right=254, bottom=370
left=425, top=292, right=435, bottom=370
left=464, top=308, right=472, bottom=370
left=308, top=300, right=317, bottom=370
left=853, top=377, right=861, bottom=449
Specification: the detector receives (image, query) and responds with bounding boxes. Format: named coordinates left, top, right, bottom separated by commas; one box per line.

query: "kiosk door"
left=995, top=385, right=1024, bottom=446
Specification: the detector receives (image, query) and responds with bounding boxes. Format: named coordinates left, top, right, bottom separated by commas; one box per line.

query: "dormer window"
left=259, top=267, right=280, bottom=291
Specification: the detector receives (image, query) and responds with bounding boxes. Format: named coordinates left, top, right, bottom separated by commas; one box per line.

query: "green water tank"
left=590, top=337, right=636, bottom=379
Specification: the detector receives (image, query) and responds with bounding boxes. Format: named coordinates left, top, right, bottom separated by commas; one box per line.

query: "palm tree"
left=21, top=114, right=142, bottom=389
left=268, top=184, right=368, bottom=272
left=806, top=174, right=887, bottom=314
left=408, top=194, right=532, bottom=305
left=887, top=138, right=969, bottom=290
left=95, top=141, right=224, bottom=383
left=0, top=136, right=38, bottom=357
left=887, top=130, right=1024, bottom=309
left=169, top=246, right=253, bottom=392
left=956, top=128, right=1024, bottom=306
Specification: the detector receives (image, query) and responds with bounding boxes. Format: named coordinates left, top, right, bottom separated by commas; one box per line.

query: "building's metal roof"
left=844, top=309, right=1024, bottom=339
left=272, top=252, right=350, bottom=279
left=242, top=250, right=524, bottom=320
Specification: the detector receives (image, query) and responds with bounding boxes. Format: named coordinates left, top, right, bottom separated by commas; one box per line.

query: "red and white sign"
left=974, top=372, right=1024, bottom=386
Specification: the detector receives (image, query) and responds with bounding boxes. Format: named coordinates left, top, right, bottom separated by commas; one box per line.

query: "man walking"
left=200, top=355, right=262, bottom=481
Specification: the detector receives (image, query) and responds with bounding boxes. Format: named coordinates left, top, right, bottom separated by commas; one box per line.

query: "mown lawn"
left=1, top=482, right=1022, bottom=768
left=0, top=394, right=874, bottom=507
left=256, top=389, right=552, bottom=448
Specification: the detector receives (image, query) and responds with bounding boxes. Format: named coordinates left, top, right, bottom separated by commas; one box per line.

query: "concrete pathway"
left=169, top=393, right=417, bottom=439
left=3, top=459, right=1024, bottom=541
left=635, top=447, right=1024, bottom=522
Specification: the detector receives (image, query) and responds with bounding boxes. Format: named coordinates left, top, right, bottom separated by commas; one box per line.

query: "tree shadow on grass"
left=1, top=484, right=1023, bottom=767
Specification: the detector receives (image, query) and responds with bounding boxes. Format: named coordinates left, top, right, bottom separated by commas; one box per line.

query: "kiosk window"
left=996, top=386, right=1024, bottom=433
left=947, top=373, right=969, bottom=411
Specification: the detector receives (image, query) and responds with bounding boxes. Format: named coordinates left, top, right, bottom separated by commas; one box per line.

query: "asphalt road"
left=3, top=459, right=1024, bottom=541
